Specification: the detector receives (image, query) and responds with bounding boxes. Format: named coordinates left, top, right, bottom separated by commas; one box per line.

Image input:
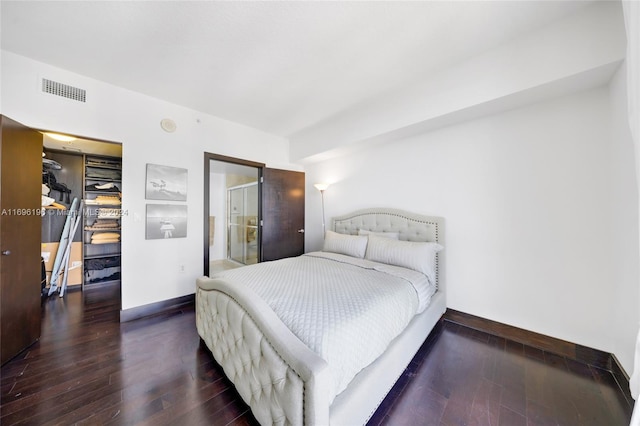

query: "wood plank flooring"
left=370, top=322, right=633, bottom=425
left=1, top=283, right=633, bottom=425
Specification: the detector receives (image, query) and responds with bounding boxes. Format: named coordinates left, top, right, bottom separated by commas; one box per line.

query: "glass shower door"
left=228, top=187, right=244, bottom=263
left=244, top=183, right=258, bottom=264
left=228, top=183, right=258, bottom=265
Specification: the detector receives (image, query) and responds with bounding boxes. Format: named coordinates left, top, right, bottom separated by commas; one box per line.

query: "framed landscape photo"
left=145, top=164, right=187, bottom=201
left=145, top=204, right=188, bottom=240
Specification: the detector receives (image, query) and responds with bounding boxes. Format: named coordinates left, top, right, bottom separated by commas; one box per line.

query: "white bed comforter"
left=212, top=251, right=435, bottom=401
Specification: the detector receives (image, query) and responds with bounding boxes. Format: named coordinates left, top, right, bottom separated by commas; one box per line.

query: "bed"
left=196, top=208, right=446, bottom=425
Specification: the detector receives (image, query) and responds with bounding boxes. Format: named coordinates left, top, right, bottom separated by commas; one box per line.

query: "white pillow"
left=365, top=237, right=443, bottom=280
left=323, top=230, right=368, bottom=258
left=357, top=229, right=400, bottom=240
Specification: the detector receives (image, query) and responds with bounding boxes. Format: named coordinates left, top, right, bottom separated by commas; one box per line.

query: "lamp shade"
left=314, top=183, right=329, bottom=191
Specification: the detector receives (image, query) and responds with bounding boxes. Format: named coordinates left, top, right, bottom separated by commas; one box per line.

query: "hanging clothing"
left=42, top=171, right=71, bottom=203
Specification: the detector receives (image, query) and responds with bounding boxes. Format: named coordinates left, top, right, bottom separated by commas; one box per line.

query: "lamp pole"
left=314, top=183, right=330, bottom=237
left=320, top=189, right=326, bottom=236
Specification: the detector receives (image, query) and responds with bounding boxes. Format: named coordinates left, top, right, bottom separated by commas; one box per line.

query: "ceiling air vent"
left=41, top=78, right=86, bottom=103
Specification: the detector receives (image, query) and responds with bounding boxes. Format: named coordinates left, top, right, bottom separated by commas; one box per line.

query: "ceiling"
left=1, top=1, right=597, bottom=142
left=41, top=132, right=123, bottom=157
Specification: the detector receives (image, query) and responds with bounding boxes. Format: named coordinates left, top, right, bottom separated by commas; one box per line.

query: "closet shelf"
left=84, top=177, right=121, bottom=183
left=84, top=279, right=120, bottom=287
left=83, top=154, right=122, bottom=291
left=85, top=253, right=121, bottom=260
left=85, top=190, right=121, bottom=195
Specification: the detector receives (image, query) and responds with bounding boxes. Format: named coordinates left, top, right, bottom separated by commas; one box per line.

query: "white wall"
left=305, top=82, right=639, bottom=373
left=1, top=51, right=301, bottom=311
left=608, top=64, right=640, bottom=372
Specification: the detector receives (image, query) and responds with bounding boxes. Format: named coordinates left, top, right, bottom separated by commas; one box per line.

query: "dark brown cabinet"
left=0, top=115, right=43, bottom=365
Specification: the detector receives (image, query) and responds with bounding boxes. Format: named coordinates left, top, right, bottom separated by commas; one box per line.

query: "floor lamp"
left=314, top=183, right=329, bottom=237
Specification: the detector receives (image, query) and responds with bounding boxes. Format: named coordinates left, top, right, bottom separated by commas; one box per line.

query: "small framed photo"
left=146, top=204, right=187, bottom=239
left=145, top=164, right=187, bottom=201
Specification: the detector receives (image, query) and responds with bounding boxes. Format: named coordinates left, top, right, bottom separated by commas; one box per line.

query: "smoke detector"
left=160, top=118, right=177, bottom=133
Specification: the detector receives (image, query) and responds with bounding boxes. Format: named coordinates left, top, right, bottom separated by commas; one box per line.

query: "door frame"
left=203, top=152, right=264, bottom=276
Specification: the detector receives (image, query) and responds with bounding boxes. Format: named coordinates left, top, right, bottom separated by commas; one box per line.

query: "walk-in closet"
left=41, top=134, right=122, bottom=296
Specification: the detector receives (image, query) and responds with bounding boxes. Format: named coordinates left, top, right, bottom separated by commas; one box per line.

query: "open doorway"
left=204, top=153, right=264, bottom=277
left=203, top=153, right=306, bottom=276
left=41, top=132, right=122, bottom=300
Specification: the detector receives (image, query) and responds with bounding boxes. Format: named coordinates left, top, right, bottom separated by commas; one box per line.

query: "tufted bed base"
left=329, top=290, right=445, bottom=424
left=196, top=277, right=331, bottom=425
left=196, top=208, right=446, bottom=425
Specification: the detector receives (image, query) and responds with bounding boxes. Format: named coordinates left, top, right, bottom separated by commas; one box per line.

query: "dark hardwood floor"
left=1, top=283, right=633, bottom=425
left=370, top=322, right=633, bottom=426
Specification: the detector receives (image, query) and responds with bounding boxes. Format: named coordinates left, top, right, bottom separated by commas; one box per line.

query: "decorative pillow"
left=365, top=237, right=443, bottom=280
left=323, top=230, right=368, bottom=258
left=357, top=229, right=400, bottom=240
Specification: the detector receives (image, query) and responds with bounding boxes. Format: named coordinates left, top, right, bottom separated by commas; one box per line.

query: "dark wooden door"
left=1, top=115, right=43, bottom=365
left=261, top=168, right=305, bottom=261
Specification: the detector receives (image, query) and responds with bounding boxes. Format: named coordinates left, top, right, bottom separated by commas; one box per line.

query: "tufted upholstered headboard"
left=331, top=208, right=444, bottom=290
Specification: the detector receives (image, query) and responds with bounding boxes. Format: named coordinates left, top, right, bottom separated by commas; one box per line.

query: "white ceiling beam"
left=290, top=1, right=626, bottom=163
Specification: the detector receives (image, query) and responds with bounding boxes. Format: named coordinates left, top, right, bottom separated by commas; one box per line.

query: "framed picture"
left=145, top=164, right=187, bottom=201
left=146, top=204, right=188, bottom=239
